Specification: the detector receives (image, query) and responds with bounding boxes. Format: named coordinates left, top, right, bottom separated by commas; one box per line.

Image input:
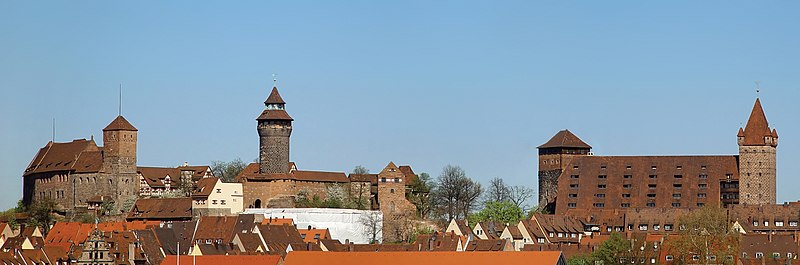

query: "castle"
left=23, top=116, right=140, bottom=213
left=537, top=98, right=778, bottom=225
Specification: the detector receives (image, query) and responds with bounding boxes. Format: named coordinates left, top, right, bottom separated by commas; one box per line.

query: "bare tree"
left=210, top=158, right=248, bottom=183
left=352, top=165, right=369, bottom=175
left=507, top=185, right=534, bottom=212
left=485, top=177, right=509, bottom=203
left=359, top=211, right=383, bottom=244
left=431, top=165, right=483, bottom=222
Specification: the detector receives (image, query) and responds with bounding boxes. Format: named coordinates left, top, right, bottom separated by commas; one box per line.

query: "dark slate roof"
left=538, top=130, right=591, bottom=149
left=265, top=87, right=286, bottom=104
left=103, top=115, right=138, bottom=131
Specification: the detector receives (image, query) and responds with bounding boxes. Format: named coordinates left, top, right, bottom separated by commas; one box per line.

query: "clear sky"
left=1, top=1, right=799, bottom=210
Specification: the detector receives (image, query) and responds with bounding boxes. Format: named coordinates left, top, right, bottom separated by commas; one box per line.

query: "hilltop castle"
left=23, top=116, right=140, bottom=213
left=537, top=98, right=778, bottom=225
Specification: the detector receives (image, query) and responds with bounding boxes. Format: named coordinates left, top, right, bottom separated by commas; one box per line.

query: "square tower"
left=537, top=130, right=591, bottom=213
left=737, top=98, right=778, bottom=205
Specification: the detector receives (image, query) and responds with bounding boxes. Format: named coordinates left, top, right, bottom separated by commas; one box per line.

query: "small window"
left=651, top=166, right=657, bottom=170
left=665, top=255, right=673, bottom=261
left=697, top=193, right=707, bottom=198
left=673, top=183, right=682, bottom=188
left=647, top=193, right=656, bottom=198
left=626, top=165, right=632, bottom=170
left=600, top=165, right=607, bottom=170
left=790, top=221, right=798, bottom=227
left=753, top=221, right=759, bottom=227
left=648, top=184, right=657, bottom=189
left=569, top=184, right=579, bottom=189
left=568, top=194, right=578, bottom=198
left=623, top=184, right=632, bottom=189
left=697, top=203, right=705, bottom=207
left=593, top=203, right=605, bottom=208
left=674, top=175, right=683, bottom=179
left=755, top=252, right=763, bottom=258
left=390, top=189, right=395, bottom=193
left=568, top=203, right=577, bottom=208
left=623, top=175, right=632, bottom=179
left=570, top=175, right=579, bottom=179
left=647, top=202, right=656, bottom=207
left=595, top=194, right=606, bottom=198
left=212, top=200, right=217, bottom=204
left=649, top=175, right=657, bottom=179
left=598, top=175, right=607, bottom=179
left=639, top=224, right=647, bottom=231
left=597, top=184, right=607, bottom=189
left=622, top=194, right=631, bottom=198
left=672, top=202, right=681, bottom=207
left=676, top=166, right=682, bottom=170
left=701, top=165, right=707, bottom=170
left=699, top=174, right=708, bottom=179
left=664, top=224, right=673, bottom=231
left=573, top=165, right=579, bottom=169
left=621, top=203, right=630, bottom=208
left=692, top=255, right=700, bottom=261
left=776, top=221, right=784, bottom=227
left=653, top=225, right=660, bottom=231
left=699, top=183, right=708, bottom=189
left=673, top=193, right=681, bottom=198
left=764, top=221, right=769, bottom=226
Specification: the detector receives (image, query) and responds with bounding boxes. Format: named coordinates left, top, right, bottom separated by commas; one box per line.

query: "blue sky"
left=1, top=1, right=799, bottom=210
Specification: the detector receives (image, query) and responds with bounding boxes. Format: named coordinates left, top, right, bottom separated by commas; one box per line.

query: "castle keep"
left=23, top=116, right=140, bottom=213
left=537, top=98, right=778, bottom=224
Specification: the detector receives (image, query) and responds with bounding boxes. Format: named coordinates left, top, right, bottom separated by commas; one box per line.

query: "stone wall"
left=258, top=123, right=292, bottom=174
left=739, top=145, right=777, bottom=205
left=538, top=169, right=561, bottom=212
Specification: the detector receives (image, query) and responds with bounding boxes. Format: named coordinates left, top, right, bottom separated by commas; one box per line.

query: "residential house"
left=127, top=198, right=193, bottom=223
left=473, top=221, right=505, bottom=240
left=192, top=177, right=244, bottom=216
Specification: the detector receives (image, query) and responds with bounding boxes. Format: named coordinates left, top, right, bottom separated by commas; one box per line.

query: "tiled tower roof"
left=740, top=98, right=777, bottom=146
left=538, top=130, right=591, bottom=149
left=103, top=115, right=137, bottom=131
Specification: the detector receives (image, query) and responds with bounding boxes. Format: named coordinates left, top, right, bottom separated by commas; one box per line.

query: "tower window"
left=597, top=184, right=606, bottom=189
left=649, top=175, right=657, bottom=179
left=570, top=175, right=579, bottom=179
left=623, top=184, right=632, bottom=189
left=598, top=175, right=607, bottom=179
left=568, top=203, right=577, bottom=208
left=622, top=194, right=631, bottom=198
left=623, top=175, right=632, bottom=179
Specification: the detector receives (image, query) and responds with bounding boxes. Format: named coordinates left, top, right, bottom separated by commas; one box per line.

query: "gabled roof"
left=103, top=115, right=138, bottom=131
left=24, top=139, right=103, bottom=176
left=195, top=216, right=239, bottom=243
left=538, top=130, right=591, bottom=149
left=192, top=177, right=220, bottom=198
left=127, top=198, right=192, bottom=221
left=740, top=98, right=776, bottom=146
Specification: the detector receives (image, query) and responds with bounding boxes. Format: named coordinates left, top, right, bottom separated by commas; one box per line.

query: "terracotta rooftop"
left=538, top=130, right=591, bottom=149
left=194, top=216, right=239, bottom=244
left=192, top=177, right=220, bottom=198
left=103, top=115, right=138, bottom=131
left=740, top=98, right=777, bottom=146
left=284, top=251, right=566, bottom=265
left=238, top=163, right=348, bottom=182
left=265, top=87, right=286, bottom=104
left=257, top=109, right=294, bottom=121
left=24, top=139, right=103, bottom=176
left=127, top=198, right=192, bottom=221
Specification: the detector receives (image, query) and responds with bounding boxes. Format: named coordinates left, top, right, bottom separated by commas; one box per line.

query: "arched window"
left=254, top=199, right=262, bottom=208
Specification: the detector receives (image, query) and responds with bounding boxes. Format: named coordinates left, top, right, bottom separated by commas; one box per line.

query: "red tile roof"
left=194, top=216, right=238, bottom=243
left=741, top=98, right=776, bottom=146
left=284, top=251, right=565, bottom=265
left=127, top=198, right=193, bottom=221
left=257, top=109, right=294, bottom=121
left=24, top=139, right=103, bottom=176
left=238, top=163, right=348, bottom=183
left=192, top=177, right=220, bottom=198
left=265, top=87, right=286, bottom=104
left=538, top=129, right=591, bottom=149
left=161, top=255, right=282, bottom=265
left=45, top=222, right=93, bottom=246
left=103, top=115, right=138, bottom=131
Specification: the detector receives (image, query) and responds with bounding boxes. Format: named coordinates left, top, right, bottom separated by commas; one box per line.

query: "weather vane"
left=272, top=74, right=278, bottom=87
left=755, top=81, right=761, bottom=97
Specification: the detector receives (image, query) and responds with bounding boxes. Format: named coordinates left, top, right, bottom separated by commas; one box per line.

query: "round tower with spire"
left=738, top=98, right=778, bottom=205
left=257, top=87, right=293, bottom=174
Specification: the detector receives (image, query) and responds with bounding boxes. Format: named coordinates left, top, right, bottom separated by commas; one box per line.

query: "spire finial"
left=272, top=74, right=278, bottom=87
left=119, top=83, right=123, bottom=116
left=755, top=81, right=761, bottom=98
left=52, top=118, right=56, bottom=142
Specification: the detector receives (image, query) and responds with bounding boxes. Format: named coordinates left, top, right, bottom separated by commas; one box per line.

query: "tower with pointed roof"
left=737, top=98, right=778, bottom=205
left=537, top=130, right=592, bottom=213
left=102, top=115, right=139, bottom=211
left=257, top=87, right=293, bottom=174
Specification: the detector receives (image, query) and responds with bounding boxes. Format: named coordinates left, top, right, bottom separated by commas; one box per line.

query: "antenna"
left=52, top=118, right=56, bottom=142
left=119, top=83, right=123, bottom=116
left=272, top=74, right=278, bottom=87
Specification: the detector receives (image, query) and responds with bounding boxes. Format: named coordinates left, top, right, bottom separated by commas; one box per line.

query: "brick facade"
left=377, top=162, right=418, bottom=242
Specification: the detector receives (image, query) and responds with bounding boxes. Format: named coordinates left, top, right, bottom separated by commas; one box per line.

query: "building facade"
left=23, top=115, right=140, bottom=213
left=537, top=98, right=778, bottom=220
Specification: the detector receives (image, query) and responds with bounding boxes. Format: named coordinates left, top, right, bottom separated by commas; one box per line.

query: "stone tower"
left=102, top=115, right=139, bottom=211
left=257, top=87, right=293, bottom=174
left=377, top=162, right=417, bottom=242
left=737, top=98, right=778, bottom=205
left=537, top=130, right=591, bottom=213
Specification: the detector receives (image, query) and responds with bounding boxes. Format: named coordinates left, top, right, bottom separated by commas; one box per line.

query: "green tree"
left=27, top=199, right=57, bottom=234
left=666, top=206, right=738, bottom=265
left=567, top=253, right=593, bottom=265
left=210, top=158, right=248, bottom=183
left=408, top=172, right=433, bottom=218
left=470, top=201, right=523, bottom=225
left=590, top=232, right=631, bottom=265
